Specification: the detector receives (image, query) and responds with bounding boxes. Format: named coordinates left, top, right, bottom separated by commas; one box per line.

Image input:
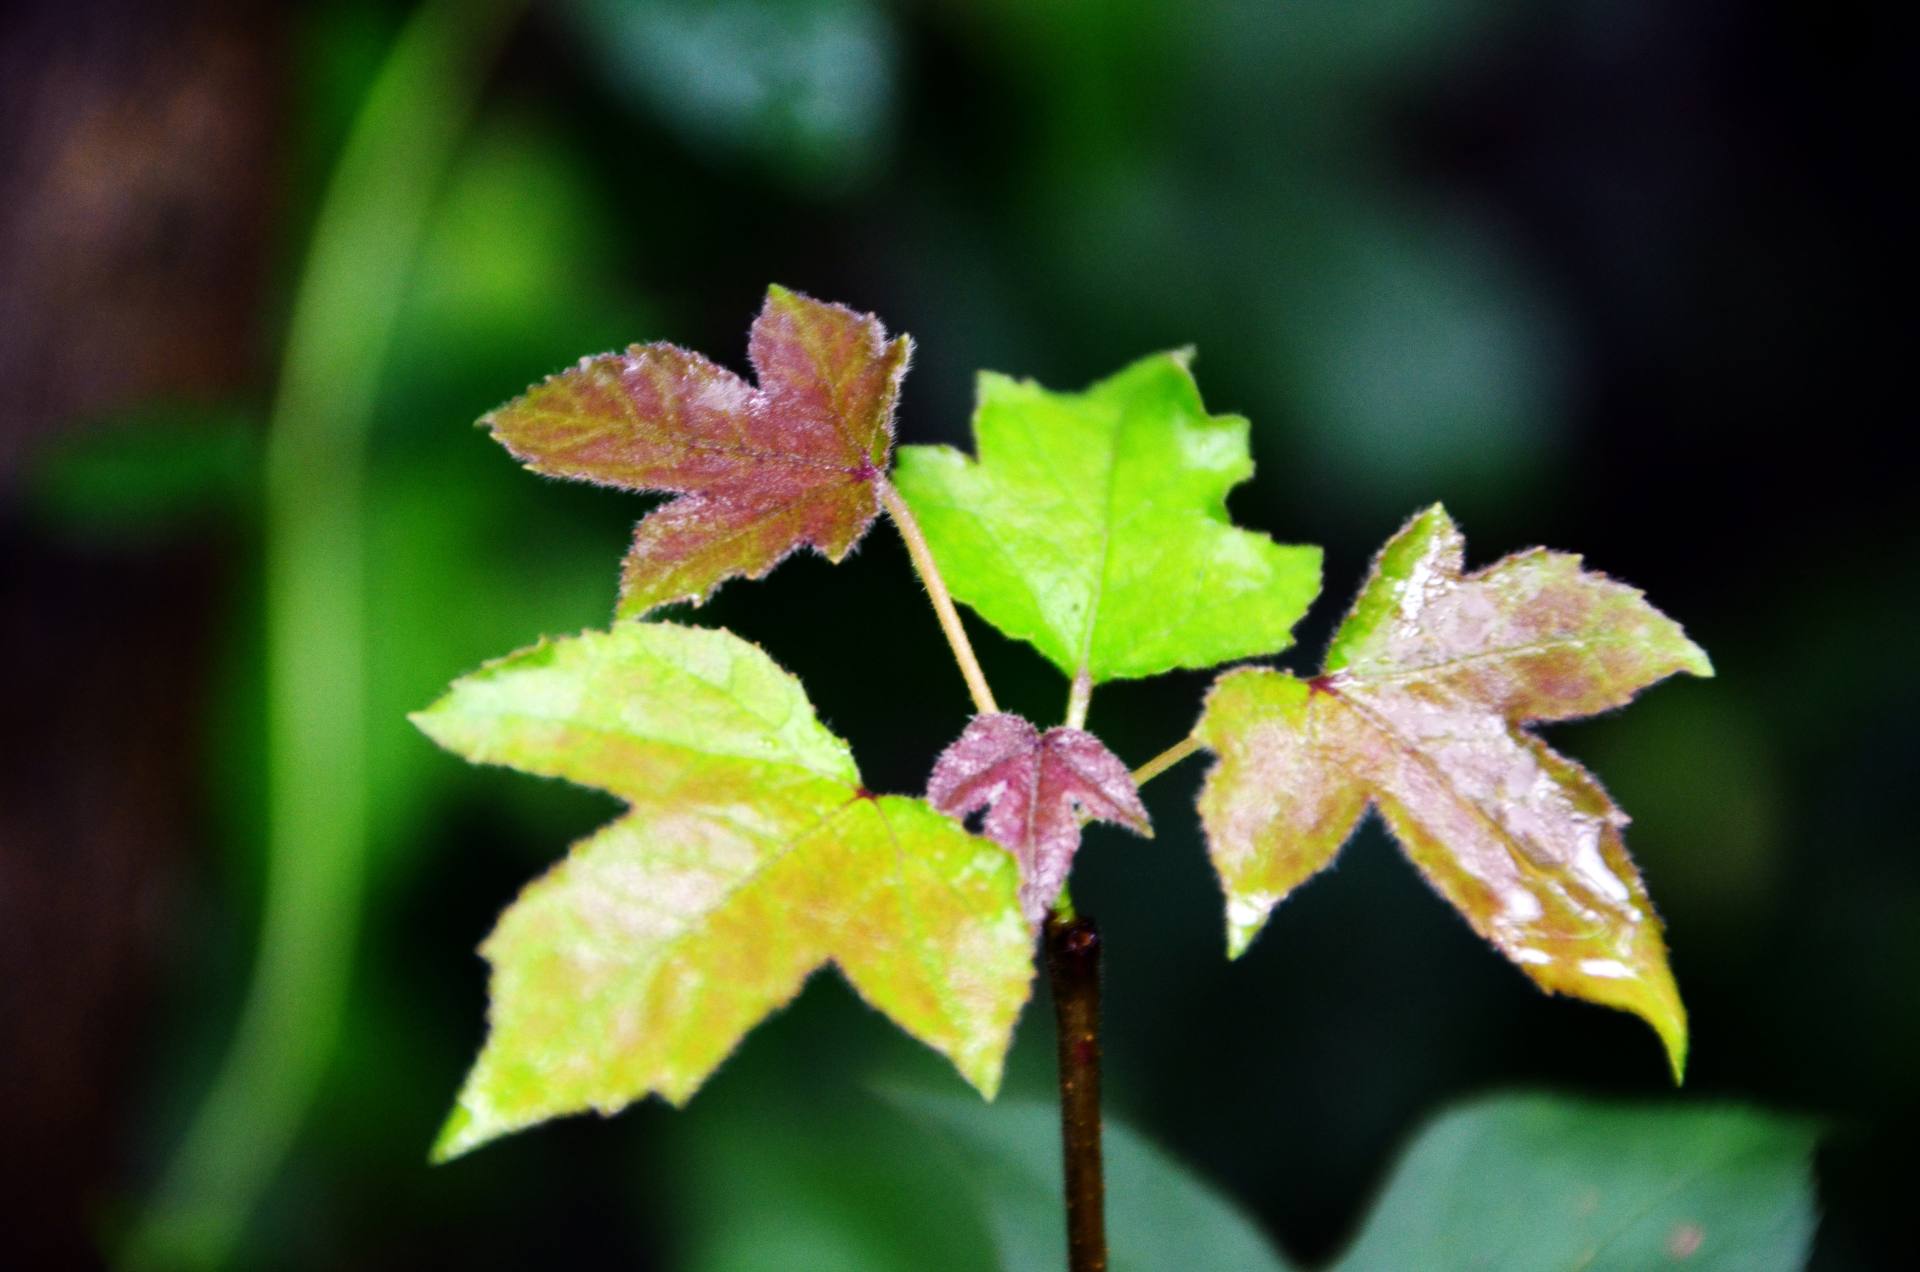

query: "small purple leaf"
left=927, top=713, right=1151, bottom=925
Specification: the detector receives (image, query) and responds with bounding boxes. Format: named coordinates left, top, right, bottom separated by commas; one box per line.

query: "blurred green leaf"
left=888, top=1088, right=1291, bottom=1271
left=1199, top=0, right=1513, bottom=95
left=1334, top=1094, right=1819, bottom=1271
left=123, top=1, right=527, bottom=1264
left=27, top=409, right=255, bottom=540
left=685, top=1085, right=1815, bottom=1272
left=361, top=452, right=617, bottom=866
left=1261, top=200, right=1567, bottom=514
left=392, top=114, right=645, bottom=388
left=562, top=0, right=897, bottom=191
left=680, top=1083, right=999, bottom=1272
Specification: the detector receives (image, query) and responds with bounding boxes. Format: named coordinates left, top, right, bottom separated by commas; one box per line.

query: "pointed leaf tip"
left=429, top=1102, right=482, bottom=1164
left=1198, top=511, right=1707, bottom=1075
left=958, top=1045, right=1007, bottom=1102
left=1667, top=1024, right=1689, bottom=1085
left=1224, top=888, right=1280, bottom=960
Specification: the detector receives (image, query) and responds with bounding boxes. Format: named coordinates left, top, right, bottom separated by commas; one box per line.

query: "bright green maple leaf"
left=1195, top=505, right=1711, bottom=1078
left=412, top=622, right=1033, bottom=1160
left=892, top=351, right=1321, bottom=684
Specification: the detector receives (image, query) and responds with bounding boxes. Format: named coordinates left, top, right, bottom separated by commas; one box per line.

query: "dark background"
left=2, top=0, right=1911, bottom=1267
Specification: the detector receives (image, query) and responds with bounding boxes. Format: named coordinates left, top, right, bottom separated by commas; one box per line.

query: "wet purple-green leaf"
left=1196, top=505, right=1711, bottom=1077
left=482, top=285, right=909, bottom=616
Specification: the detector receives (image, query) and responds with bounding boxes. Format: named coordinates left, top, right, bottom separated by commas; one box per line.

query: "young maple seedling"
left=414, top=287, right=1709, bottom=1270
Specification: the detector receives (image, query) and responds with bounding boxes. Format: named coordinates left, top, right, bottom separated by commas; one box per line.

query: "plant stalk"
left=1046, top=910, right=1108, bottom=1272
left=877, top=477, right=998, bottom=715
left=1132, top=733, right=1201, bottom=787
left=1065, top=668, right=1093, bottom=730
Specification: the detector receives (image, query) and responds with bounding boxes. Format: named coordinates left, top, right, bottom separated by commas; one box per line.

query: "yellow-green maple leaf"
left=413, top=622, right=1033, bottom=1159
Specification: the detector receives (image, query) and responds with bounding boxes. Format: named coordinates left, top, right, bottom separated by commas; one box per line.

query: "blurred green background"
left=0, top=0, right=1908, bottom=1267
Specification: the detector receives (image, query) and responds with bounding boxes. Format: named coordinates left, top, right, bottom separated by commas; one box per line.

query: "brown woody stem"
left=1131, top=733, right=1201, bottom=788
left=877, top=478, right=998, bottom=715
left=1046, top=910, right=1107, bottom=1272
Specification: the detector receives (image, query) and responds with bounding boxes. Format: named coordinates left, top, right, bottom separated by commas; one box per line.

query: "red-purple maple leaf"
left=927, top=713, right=1151, bottom=925
left=482, top=285, right=910, bottom=617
